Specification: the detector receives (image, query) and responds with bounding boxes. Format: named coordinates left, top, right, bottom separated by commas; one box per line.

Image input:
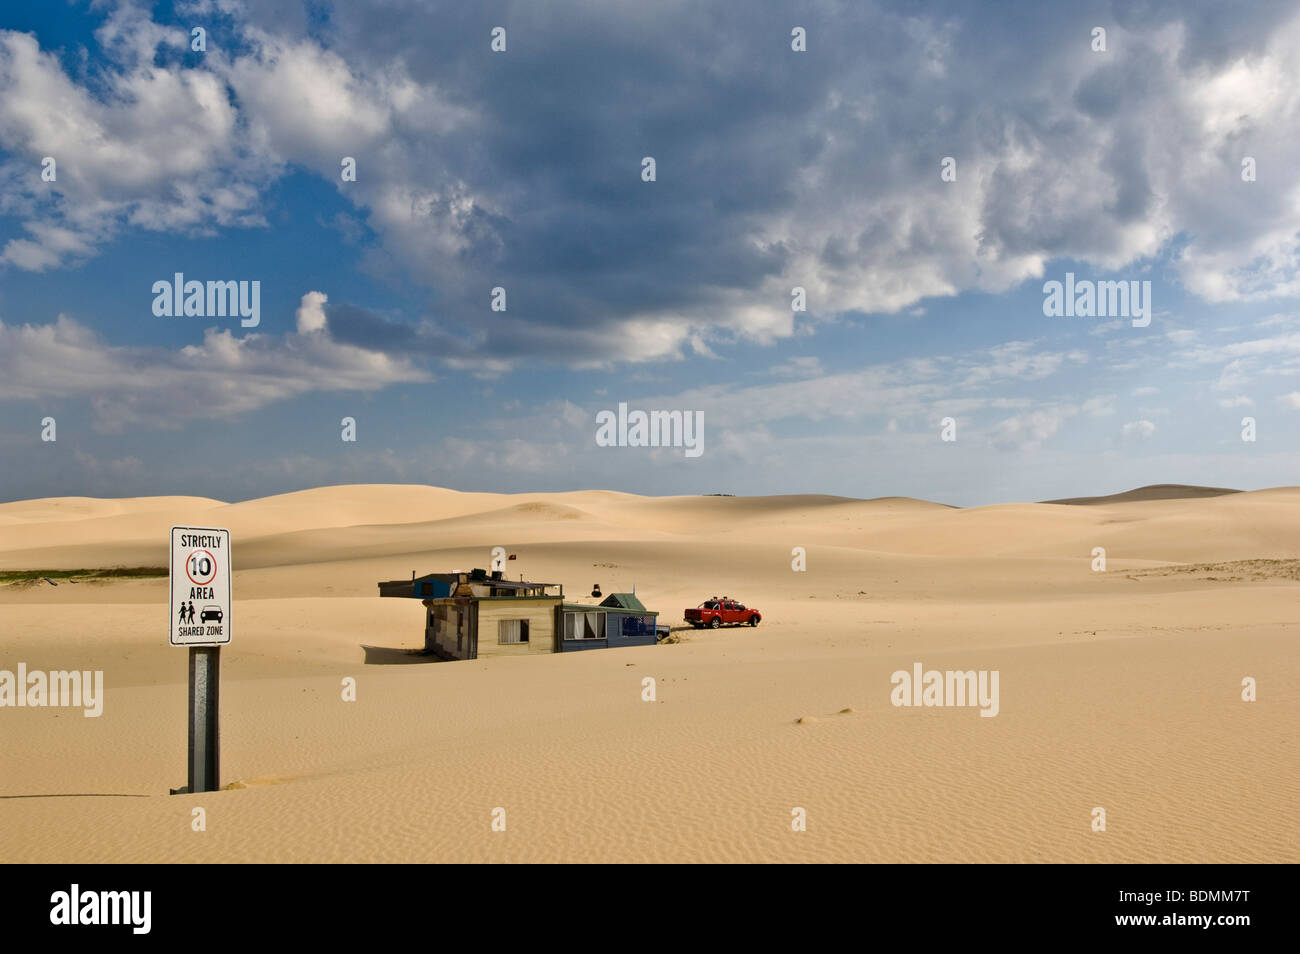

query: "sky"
left=0, top=0, right=1298, bottom=506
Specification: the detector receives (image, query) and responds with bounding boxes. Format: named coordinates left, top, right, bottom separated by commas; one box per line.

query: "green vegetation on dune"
left=0, top=567, right=167, bottom=583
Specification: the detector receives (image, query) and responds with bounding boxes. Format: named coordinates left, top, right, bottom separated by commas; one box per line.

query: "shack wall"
left=474, top=598, right=560, bottom=656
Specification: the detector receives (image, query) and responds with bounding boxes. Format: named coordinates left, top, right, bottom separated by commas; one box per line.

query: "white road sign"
left=170, top=526, right=232, bottom=647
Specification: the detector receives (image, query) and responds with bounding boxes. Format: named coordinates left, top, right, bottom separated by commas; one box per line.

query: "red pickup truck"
left=685, top=597, right=761, bottom=629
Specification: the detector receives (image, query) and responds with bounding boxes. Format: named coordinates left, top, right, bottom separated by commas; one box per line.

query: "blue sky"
left=1, top=0, right=1298, bottom=506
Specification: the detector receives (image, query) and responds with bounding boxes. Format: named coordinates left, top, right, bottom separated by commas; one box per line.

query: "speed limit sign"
left=170, top=526, right=232, bottom=646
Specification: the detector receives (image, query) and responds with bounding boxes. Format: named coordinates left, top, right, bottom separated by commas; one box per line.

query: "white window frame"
left=498, top=618, right=530, bottom=644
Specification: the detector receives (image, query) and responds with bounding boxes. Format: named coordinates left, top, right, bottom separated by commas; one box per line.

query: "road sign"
left=169, top=526, right=231, bottom=647
left=170, top=526, right=230, bottom=793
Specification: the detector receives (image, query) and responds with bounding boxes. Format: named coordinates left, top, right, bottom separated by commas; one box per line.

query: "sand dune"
left=0, top=483, right=1295, bottom=863
left=1042, top=483, right=1243, bottom=505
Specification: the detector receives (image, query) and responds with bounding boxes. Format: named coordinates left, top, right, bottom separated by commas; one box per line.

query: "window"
left=564, top=612, right=605, bottom=640
left=498, top=619, right=530, bottom=644
left=620, top=615, right=653, bottom=638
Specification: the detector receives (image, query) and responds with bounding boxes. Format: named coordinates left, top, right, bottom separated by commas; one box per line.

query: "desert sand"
left=0, top=483, right=1296, bottom=863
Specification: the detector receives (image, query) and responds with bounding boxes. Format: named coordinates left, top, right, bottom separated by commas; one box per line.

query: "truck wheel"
left=749, top=615, right=760, bottom=626
left=710, top=616, right=721, bottom=629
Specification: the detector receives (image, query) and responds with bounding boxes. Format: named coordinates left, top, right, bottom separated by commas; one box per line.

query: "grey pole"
left=188, top=646, right=221, bottom=793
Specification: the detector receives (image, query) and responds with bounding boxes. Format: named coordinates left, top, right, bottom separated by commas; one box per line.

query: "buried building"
left=377, top=568, right=663, bottom=661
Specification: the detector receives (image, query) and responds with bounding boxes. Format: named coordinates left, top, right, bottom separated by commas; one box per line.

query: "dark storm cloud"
left=5, top=0, right=1298, bottom=361
left=244, top=1, right=928, bottom=334
left=210, top=0, right=1300, bottom=346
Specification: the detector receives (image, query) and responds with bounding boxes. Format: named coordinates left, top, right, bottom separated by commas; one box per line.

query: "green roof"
left=600, top=593, right=646, bottom=612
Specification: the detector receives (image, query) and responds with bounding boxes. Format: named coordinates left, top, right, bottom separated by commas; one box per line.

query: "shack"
left=378, top=570, right=660, bottom=660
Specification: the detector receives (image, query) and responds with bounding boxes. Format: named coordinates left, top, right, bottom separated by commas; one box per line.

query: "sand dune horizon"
left=0, top=480, right=1282, bottom=563
left=0, top=478, right=1265, bottom=518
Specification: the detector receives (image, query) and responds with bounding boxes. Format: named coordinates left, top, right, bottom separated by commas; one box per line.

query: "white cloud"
left=769, top=356, right=825, bottom=379
left=637, top=344, right=1050, bottom=431
left=961, top=342, right=1085, bottom=387
left=1082, top=395, right=1117, bottom=416
left=1121, top=419, right=1157, bottom=440
left=988, top=408, right=1072, bottom=450
left=0, top=293, right=428, bottom=428
left=1212, top=358, right=1253, bottom=392
left=296, top=291, right=329, bottom=334
left=1182, top=332, right=1300, bottom=364
left=0, top=23, right=267, bottom=270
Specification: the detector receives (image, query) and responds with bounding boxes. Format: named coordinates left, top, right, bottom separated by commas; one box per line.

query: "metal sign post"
left=170, top=526, right=232, bottom=794
left=188, top=647, right=221, bottom=793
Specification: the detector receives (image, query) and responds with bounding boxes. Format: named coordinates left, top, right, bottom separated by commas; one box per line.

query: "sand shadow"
left=361, top=644, right=441, bottom=665
left=0, top=793, right=150, bottom=799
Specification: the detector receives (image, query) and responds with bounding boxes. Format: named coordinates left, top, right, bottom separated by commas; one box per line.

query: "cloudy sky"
left=1, top=0, right=1298, bottom=506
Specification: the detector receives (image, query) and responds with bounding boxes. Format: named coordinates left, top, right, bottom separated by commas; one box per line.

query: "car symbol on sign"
left=200, top=605, right=223, bottom=623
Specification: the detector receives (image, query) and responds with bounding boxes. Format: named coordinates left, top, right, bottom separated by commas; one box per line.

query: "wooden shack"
left=378, top=570, right=661, bottom=660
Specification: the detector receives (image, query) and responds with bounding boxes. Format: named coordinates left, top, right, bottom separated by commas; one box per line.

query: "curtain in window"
left=563, top=612, right=606, bottom=639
